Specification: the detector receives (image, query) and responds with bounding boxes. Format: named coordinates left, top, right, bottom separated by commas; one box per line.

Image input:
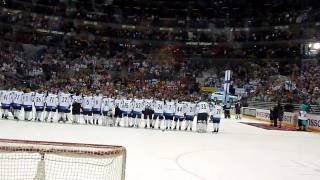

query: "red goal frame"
left=0, top=138, right=126, bottom=180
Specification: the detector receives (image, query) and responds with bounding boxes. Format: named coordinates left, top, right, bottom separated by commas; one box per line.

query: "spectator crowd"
left=0, top=0, right=319, bottom=107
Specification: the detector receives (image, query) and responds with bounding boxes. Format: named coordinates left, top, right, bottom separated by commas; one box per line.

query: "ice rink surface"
left=0, top=117, right=319, bottom=180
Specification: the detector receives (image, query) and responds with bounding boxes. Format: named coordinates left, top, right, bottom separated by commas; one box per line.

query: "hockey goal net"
left=0, top=138, right=126, bottom=180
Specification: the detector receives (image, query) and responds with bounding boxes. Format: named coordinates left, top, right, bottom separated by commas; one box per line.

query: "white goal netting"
left=0, top=139, right=126, bottom=180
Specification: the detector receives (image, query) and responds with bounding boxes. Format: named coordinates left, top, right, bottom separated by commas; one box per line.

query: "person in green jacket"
left=298, top=102, right=309, bottom=131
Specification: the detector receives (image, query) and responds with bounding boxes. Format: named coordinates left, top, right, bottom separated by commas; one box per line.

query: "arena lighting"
left=313, top=42, right=320, bottom=50
left=308, top=42, right=320, bottom=50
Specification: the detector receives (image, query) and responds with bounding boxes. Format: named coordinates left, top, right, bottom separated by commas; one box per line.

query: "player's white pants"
left=196, top=121, right=207, bottom=133
left=213, top=123, right=220, bottom=131
left=151, top=114, right=160, bottom=128
left=132, top=113, right=142, bottom=127
left=115, top=117, right=120, bottom=126
left=24, top=111, right=33, bottom=121
left=2, top=109, right=9, bottom=118
left=177, top=120, right=183, bottom=130
left=102, top=112, right=108, bottom=126
left=83, top=115, right=92, bottom=124
left=134, top=117, right=138, bottom=127
left=129, top=117, right=134, bottom=127
left=184, top=120, right=192, bottom=131
left=159, top=119, right=166, bottom=130
left=93, top=114, right=100, bottom=125
left=172, top=117, right=182, bottom=130
left=58, top=112, right=68, bottom=122
left=122, top=115, right=129, bottom=127
left=149, top=116, right=154, bottom=128
left=144, top=117, right=150, bottom=128
left=102, top=111, right=113, bottom=126
left=171, top=119, right=176, bottom=130
left=13, top=109, right=21, bottom=120
left=110, top=111, right=116, bottom=126
left=35, top=111, right=43, bottom=121
left=164, top=115, right=172, bottom=129
left=44, top=111, right=55, bottom=122
left=152, top=117, right=158, bottom=129
left=156, top=119, right=165, bottom=130
left=133, top=117, right=139, bottom=127
left=72, top=114, right=81, bottom=124
left=196, top=114, right=208, bottom=133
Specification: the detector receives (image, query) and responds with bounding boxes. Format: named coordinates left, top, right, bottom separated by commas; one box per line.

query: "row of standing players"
left=0, top=90, right=223, bottom=133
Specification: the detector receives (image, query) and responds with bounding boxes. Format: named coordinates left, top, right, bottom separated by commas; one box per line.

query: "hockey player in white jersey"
left=34, top=91, right=45, bottom=122
left=164, top=99, right=175, bottom=130
left=172, top=100, right=186, bottom=131
left=1, top=90, right=12, bottom=119
left=184, top=100, right=196, bottom=131
left=11, top=90, right=24, bottom=120
left=196, top=98, right=210, bottom=133
left=211, top=102, right=223, bottom=133
left=120, top=97, right=132, bottom=127
left=101, top=95, right=114, bottom=126
left=108, top=96, right=116, bottom=126
left=22, top=90, right=34, bottom=121
left=101, top=96, right=109, bottom=126
left=153, top=99, right=165, bottom=130
left=44, top=92, right=58, bottom=122
left=82, top=94, right=93, bottom=124
left=0, top=90, right=3, bottom=118
left=58, top=91, right=72, bottom=123
left=92, top=93, right=103, bottom=125
left=132, top=97, right=144, bottom=128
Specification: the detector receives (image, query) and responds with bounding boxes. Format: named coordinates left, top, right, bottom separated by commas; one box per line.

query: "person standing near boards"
left=272, top=105, right=278, bottom=127
left=235, top=101, right=241, bottom=120
left=277, top=102, right=284, bottom=128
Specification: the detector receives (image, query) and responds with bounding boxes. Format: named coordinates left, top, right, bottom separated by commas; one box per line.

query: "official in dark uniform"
left=235, top=101, right=241, bottom=120
left=272, top=105, right=278, bottom=127
left=277, top=102, right=284, bottom=128
left=72, top=93, right=82, bottom=124
left=223, top=101, right=231, bottom=119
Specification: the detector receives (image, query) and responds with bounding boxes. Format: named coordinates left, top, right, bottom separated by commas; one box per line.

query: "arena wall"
left=242, top=107, right=320, bottom=131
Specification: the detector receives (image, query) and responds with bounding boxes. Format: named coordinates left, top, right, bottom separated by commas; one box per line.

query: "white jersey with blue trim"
left=58, top=93, right=72, bottom=108
left=175, top=102, right=186, bottom=116
left=12, top=91, right=24, bottom=105
left=107, top=98, right=115, bottom=110
left=114, top=99, right=122, bottom=108
left=196, top=101, right=210, bottom=114
left=212, top=105, right=223, bottom=118
left=72, top=95, right=83, bottom=104
left=34, top=93, right=45, bottom=107
left=9, top=91, right=16, bottom=102
left=144, top=99, right=153, bottom=110
left=22, top=92, right=34, bottom=106
left=0, top=90, right=4, bottom=103
left=1, top=90, right=12, bottom=105
left=153, top=100, right=164, bottom=114
left=185, top=102, right=196, bottom=116
left=133, top=99, right=144, bottom=112
left=93, top=96, right=103, bottom=110
left=82, top=96, right=93, bottom=110
left=164, top=101, right=175, bottom=114
left=46, top=94, right=58, bottom=107
left=102, top=97, right=109, bottom=112
left=120, top=99, right=132, bottom=112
